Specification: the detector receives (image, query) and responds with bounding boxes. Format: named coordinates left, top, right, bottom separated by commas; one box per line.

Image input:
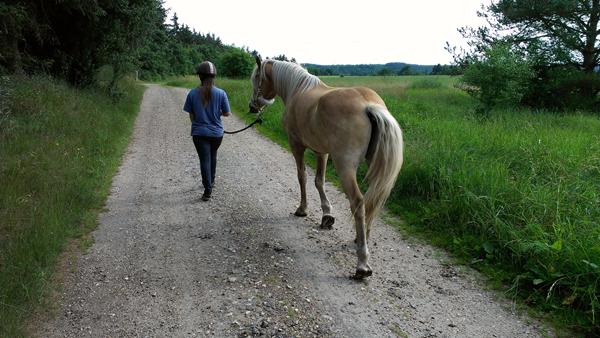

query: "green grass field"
left=168, top=74, right=600, bottom=335
left=0, top=76, right=144, bottom=337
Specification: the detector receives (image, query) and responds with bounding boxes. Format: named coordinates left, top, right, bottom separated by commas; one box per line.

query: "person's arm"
left=183, top=91, right=194, bottom=123
left=221, top=91, right=231, bottom=117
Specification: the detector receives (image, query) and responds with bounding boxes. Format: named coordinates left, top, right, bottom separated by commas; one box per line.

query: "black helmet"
left=196, top=61, right=217, bottom=77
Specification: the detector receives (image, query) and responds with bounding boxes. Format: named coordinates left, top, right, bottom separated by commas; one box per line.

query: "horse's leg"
left=291, top=142, right=308, bottom=217
left=315, top=153, right=334, bottom=229
left=333, top=158, right=371, bottom=278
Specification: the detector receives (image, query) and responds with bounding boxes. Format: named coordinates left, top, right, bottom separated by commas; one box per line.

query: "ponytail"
left=199, top=76, right=214, bottom=107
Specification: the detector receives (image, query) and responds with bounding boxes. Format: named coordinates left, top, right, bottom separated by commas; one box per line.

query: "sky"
left=162, top=0, right=488, bottom=65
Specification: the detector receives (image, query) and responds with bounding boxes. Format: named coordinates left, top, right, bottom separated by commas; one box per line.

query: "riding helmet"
left=196, top=61, right=217, bottom=77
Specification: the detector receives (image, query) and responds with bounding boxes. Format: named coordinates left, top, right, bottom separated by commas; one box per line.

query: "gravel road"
left=33, top=85, right=552, bottom=337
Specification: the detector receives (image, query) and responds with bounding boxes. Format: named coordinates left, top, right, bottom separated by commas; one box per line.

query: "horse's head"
left=249, top=54, right=275, bottom=114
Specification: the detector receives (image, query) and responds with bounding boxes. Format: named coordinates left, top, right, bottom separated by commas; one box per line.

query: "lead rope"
left=225, top=63, right=267, bottom=135
left=223, top=114, right=263, bottom=135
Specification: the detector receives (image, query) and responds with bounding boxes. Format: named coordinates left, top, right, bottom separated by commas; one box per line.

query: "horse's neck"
left=272, top=62, right=321, bottom=103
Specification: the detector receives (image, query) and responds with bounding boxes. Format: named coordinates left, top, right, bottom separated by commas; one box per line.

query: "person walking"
left=183, top=61, right=231, bottom=201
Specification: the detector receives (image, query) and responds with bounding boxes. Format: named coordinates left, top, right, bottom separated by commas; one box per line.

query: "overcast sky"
left=162, top=0, right=488, bottom=65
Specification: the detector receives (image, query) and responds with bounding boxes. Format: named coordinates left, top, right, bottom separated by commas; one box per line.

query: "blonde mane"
left=270, top=60, right=322, bottom=102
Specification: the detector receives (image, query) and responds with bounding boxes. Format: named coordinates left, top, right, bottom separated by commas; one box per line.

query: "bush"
left=461, top=44, right=534, bottom=112
left=410, top=78, right=443, bottom=89
left=218, top=48, right=255, bottom=78
left=523, top=65, right=600, bottom=110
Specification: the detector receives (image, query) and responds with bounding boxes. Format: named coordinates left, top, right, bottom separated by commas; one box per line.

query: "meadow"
left=168, top=74, right=600, bottom=334
left=0, top=76, right=143, bottom=336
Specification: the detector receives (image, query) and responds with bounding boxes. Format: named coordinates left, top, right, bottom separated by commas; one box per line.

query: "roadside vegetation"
left=169, top=74, right=599, bottom=335
left=0, top=76, right=144, bottom=337
left=3, top=0, right=600, bottom=336
left=0, top=1, right=254, bottom=335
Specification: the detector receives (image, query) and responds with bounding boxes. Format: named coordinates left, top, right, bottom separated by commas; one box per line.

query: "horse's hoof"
left=353, top=268, right=373, bottom=279
left=294, top=209, right=307, bottom=217
left=320, top=215, right=335, bottom=229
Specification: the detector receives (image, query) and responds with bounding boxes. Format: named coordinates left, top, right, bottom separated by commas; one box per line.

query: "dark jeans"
left=192, top=135, right=223, bottom=194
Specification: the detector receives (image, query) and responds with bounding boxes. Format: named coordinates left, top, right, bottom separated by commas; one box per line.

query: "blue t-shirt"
left=183, top=86, right=231, bottom=137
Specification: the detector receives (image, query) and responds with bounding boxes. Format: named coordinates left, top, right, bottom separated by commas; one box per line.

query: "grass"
left=167, top=74, right=600, bottom=335
left=386, top=92, right=600, bottom=335
left=0, top=75, right=144, bottom=337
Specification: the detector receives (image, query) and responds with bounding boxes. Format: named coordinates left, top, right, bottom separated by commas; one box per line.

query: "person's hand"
left=222, top=111, right=231, bottom=117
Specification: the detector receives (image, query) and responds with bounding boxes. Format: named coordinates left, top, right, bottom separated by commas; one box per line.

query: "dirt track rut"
left=34, top=85, right=551, bottom=337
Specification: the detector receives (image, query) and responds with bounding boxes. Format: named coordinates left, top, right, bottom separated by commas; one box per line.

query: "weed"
left=0, top=75, right=143, bottom=337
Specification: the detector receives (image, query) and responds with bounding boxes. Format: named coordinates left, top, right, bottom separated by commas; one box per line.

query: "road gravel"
left=34, top=85, right=552, bottom=337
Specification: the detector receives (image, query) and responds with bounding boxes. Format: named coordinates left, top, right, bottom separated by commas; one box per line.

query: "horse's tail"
left=363, top=104, right=404, bottom=230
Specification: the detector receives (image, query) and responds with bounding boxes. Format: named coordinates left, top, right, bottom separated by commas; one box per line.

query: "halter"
left=225, top=68, right=268, bottom=135
left=250, top=62, right=274, bottom=112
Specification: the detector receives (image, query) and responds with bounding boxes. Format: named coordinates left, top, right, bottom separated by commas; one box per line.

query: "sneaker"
left=201, top=192, right=211, bottom=201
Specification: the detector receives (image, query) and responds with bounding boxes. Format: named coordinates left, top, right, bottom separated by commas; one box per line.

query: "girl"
left=183, top=61, right=231, bottom=201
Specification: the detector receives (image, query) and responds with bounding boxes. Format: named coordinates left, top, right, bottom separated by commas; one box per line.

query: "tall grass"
left=0, top=75, right=143, bottom=337
left=387, top=92, right=600, bottom=332
left=167, top=75, right=600, bottom=334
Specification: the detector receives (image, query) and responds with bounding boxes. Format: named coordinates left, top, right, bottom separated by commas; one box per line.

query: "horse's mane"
left=270, top=60, right=321, bottom=101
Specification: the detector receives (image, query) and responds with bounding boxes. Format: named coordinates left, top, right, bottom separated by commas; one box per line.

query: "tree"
left=376, top=68, right=394, bottom=76
left=0, top=2, right=252, bottom=85
left=490, top=0, right=600, bottom=74
left=0, top=0, right=168, bottom=86
left=397, top=65, right=413, bottom=76
left=273, top=54, right=289, bottom=61
left=450, top=0, right=600, bottom=110
left=138, top=12, right=232, bottom=79
left=430, top=64, right=462, bottom=75
left=0, top=4, right=27, bottom=74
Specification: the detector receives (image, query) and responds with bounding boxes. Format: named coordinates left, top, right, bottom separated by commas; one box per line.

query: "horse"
left=248, top=56, right=403, bottom=278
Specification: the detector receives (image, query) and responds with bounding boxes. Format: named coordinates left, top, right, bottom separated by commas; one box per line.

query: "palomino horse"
left=248, top=56, right=403, bottom=278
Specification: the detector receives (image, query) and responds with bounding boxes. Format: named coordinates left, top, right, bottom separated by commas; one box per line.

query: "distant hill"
left=302, top=62, right=437, bottom=76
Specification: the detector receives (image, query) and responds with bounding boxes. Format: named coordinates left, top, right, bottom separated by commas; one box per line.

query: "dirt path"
left=34, top=85, right=551, bottom=337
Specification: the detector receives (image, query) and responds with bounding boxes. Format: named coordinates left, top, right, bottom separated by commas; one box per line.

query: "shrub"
left=523, top=65, right=600, bottom=110
left=461, top=44, right=534, bottom=112
left=410, top=78, right=443, bottom=89
left=218, top=48, right=255, bottom=78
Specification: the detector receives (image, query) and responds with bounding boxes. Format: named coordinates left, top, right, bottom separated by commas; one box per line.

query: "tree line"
left=4, top=0, right=596, bottom=112
left=304, top=62, right=460, bottom=76
left=0, top=0, right=256, bottom=88
left=0, top=1, right=460, bottom=89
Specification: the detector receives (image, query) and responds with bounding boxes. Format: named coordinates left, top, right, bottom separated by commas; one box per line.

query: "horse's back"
left=287, top=86, right=382, bottom=156
left=318, top=86, right=385, bottom=113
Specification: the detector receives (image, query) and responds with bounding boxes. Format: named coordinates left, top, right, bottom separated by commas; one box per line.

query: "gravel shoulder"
left=33, top=85, right=552, bottom=337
